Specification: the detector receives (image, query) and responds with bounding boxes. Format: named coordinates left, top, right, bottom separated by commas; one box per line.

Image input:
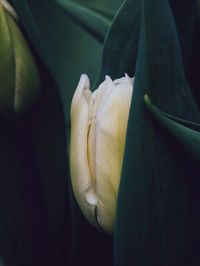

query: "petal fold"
left=70, top=74, right=99, bottom=229
left=95, top=76, right=134, bottom=234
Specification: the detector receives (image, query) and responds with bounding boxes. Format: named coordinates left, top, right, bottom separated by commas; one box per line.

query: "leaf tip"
left=144, top=94, right=150, bottom=105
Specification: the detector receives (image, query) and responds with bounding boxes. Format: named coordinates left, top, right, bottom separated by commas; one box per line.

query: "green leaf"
left=97, top=0, right=141, bottom=83
left=97, top=0, right=200, bottom=265
left=160, top=112, right=200, bottom=132
left=3, top=1, right=114, bottom=266
left=144, top=94, right=200, bottom=161
left=54, top=0, right=111, bottom=43
left=2, top=0, right=69, bottom=265
left=170, top=0, right=200, bottom=108
left=75, top=0, right=115, bottom=21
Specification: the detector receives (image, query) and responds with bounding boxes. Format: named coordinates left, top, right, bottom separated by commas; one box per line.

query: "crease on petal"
left=87, top=75, right=114, bottom=182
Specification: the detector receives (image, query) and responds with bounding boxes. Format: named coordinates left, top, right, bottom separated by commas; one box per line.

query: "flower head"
left=70, top=74, right=134, bottom=235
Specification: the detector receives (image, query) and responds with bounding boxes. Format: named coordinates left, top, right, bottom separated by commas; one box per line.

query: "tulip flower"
left=0, top=0, right=40, bottom=116
left=70, top=74, right=134, bottom=235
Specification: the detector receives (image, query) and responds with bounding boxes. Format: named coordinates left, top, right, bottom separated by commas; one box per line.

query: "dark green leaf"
left=144, top=94, right=200, bottom=161
left=2, top=0, right=70, bottom=265
left=97, top=0, right=141, bottom=83
left=75, top=0, right=115, bottom=21
left=160, top=112, right=200, bottom=132
left=2, top=1, right=114, bottom=266
left=170, top=0, right=200, bottom=108
left=54, top=0, right=111, bottom=43
left=96, top=0, right=200, bottom=265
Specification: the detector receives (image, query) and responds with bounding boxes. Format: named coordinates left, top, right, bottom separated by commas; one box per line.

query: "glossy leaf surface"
left=55, top=0, right=111, bottom=43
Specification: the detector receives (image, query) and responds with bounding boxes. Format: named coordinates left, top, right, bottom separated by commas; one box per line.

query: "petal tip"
left=105, top=75, right=111, bottom=80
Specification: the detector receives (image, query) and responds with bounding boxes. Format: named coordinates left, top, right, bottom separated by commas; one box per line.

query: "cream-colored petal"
left=114, top=73, right=134, bottom=86
left=70, top=74, right=98, bottom=229
left=70, top=74, right=134, bottom=234
left=91, top=75, right=114, bottom=117
left=95, top=77, right=134, bottom=234
left=88, top=76, right=114, bottom=182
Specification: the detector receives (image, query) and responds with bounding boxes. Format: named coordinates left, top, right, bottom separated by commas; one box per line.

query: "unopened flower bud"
left=70, top=74, right=134, bottom=234
left=0, top=0, right=40, bottom=116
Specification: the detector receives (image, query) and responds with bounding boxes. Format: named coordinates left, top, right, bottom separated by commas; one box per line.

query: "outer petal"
left=95, top=75, right=134, bottom=234
left=70, top=74, right=99, bottom=229
left=88, top=76, right=114, bottom=182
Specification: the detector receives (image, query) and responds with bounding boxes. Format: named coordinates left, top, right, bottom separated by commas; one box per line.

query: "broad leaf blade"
left=75, top=0, right=115, bottom=21
left=97, top=0, right=141, bottom=83
left=96, top=0, right=200, bottom=265
left=144, top=94, right=200, bottom=161
left=4, top=1, right=114, bottom=266
left=170, top=0, right=200, bottom=106
left=2, top=0, right=70, bottom=265
left=55, top=0, right=111, bottom=43
left=161, top=110, right=200, bottom=132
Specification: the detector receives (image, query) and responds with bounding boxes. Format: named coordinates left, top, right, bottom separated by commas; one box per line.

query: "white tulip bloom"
left=70, top=74, right=134, bottom=235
